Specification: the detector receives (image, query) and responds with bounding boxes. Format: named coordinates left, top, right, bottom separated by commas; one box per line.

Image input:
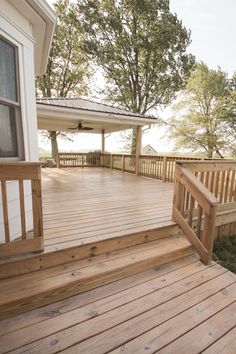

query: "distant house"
left=141, top=144, right=157, bottom=155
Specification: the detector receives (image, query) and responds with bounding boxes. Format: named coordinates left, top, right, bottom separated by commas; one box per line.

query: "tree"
left=36, top=0, right=91, bottom=160
left=40, top=131, right=74, bottom=162
left=220, top=74, right=236, bottom=156
left=166, top=62, right=235, bottom=158
left=77, top=0, right=194, bottom=152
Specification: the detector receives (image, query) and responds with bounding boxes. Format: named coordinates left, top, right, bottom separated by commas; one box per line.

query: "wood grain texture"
left=2, top=259, right=234, bottom=354
left=0, top=235, right=193, bottom=319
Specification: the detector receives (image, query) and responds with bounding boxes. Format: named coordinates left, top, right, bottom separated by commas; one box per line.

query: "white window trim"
left=0, top=32, right=25, bottom=161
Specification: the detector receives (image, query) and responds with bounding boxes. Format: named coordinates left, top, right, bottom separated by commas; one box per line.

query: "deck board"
left=42, top=168, right=173, bottom=251
left=0, top=256, right=235, bottom=354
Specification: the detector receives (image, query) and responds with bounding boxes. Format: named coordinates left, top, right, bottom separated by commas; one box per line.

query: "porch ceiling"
left=36, top=98, right=158, bottom=133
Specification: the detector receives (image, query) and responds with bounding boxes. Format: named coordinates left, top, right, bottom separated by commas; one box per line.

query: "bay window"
left=0, top=36, right=24, bottom=159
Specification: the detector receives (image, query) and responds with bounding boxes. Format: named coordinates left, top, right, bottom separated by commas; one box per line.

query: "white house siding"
left=0, top=0, right=39, bottom=243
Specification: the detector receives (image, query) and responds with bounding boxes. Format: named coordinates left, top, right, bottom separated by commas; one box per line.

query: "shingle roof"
left=36, top=97, right=156, bottom=120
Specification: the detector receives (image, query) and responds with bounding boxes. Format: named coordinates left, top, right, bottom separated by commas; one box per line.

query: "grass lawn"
left=213, top=236, right=236, bottom=274
left=39, top=151, right=51, bottom=158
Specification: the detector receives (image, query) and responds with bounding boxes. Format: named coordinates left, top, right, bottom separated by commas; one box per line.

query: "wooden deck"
left=1, top=167, right=236, bottom=351
left=42, top=167, right=173, bottom=252
left=0, top=254, right=235, bottom=354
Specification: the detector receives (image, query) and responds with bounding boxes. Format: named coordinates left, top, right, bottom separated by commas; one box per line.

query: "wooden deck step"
left=0, top=234, right=193, bottom=319
left=0, top=256, right=235, bottom=354
left=0, top=223, right=180, bottom=280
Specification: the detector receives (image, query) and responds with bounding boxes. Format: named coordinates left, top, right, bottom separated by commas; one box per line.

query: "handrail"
left=177, top=160, right=236, bottom=172
left=0, top=162, right=43, bottom=257
left=176, top=160, right=236, bottom=204
left=175, top=166, right=218, bottom=214
left=173, top=164, right=219, bottom=264
left=173, top=160, right=236, bottom=264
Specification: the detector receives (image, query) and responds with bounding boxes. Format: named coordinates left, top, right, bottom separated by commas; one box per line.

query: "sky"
left=40, top=0, right=236, bottom=154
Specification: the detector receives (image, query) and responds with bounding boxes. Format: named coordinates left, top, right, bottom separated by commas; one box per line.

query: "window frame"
left=0, top=35, right=24, bottom=161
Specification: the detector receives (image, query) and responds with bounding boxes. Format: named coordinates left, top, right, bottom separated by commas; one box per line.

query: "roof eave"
left=26, top=0, right=56, bottom=75
left=9, top=0, right=56, bottom=75
left=36, top=103, right=158, bottom=126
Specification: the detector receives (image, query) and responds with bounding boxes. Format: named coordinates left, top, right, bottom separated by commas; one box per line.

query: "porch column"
left=101, top=129, right=105, bottom=154
left=101, top=129, right=105, bottom=167
left=135, top=126, right=142, bottom=176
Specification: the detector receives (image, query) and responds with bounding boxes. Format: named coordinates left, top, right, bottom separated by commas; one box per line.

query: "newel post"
left=122, top=155, right=125, bottom=172
left=110, top=154, right=113, bottom=169
left=202, top=205, right=217, bottom=264
left=162, top=157, right=167, bottom=182
left=31, top=165, right=44, bottom=250
left=57, top=154, right=61, bottom=168
left=172, top=164, right=185, bottom=221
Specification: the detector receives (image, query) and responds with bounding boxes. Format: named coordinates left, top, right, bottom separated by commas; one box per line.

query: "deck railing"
left=0, top=162, right=43, bottom=257
left=173, top=161, right=236, bottom=264
left=58, top=152, right=206, bottom=181
left=58, top=152, right=101, bottom=168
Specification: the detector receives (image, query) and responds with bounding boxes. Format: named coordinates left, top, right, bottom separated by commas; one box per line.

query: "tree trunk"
left=49, top=131, right=59, bottom=162
left=214, top=145, right=224, bottom=158
left=207, top=149, right=213, bottom=158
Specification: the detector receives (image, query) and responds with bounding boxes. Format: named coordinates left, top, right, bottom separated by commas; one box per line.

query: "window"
left=0, top=36, right=24, bottom=159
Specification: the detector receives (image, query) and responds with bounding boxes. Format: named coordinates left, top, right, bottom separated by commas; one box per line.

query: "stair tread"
left=0, top=235, right=192, bottom=307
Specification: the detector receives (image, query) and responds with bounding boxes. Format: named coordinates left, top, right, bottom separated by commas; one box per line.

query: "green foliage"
left=166, top=62, right=236, bottom=158
left=77, top=0, right=194, bottom=152
left=214, top=236, right=236, bottom=274
left=77, top=0, right=194, bottom=114
left=36, top=0, right=91, bottom=98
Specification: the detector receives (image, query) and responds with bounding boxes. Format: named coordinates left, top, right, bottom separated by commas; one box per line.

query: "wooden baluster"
left=150, top=157, right=153, bottom=177
left=158, top=157, right=161, bottom=179
left=188, top=195, right=195, bottom=227
left=19, top=180, right=26, bottom=240
left=229, top=170, right=236, bottom=202
left=205, top=171, right=210, bottom=189
left=224, top=169, right=230, bottom=203
left=1, top=180, right=10, bottom=243
left=215, top=170, right=220, bottom=199
left=196, top=204, right=203, bottom=240
left=185, top=190, right=190, bottom=211
left=209, top=171, right=215, bottom=193
left=219, top=170, right=226, bottom=203
left=153, top=157, right=156, bottom=179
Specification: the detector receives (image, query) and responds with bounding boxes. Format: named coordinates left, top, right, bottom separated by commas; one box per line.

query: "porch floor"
left=42, top=167, right=174, bottom=253
left=0, top=254, right=235, bottom=353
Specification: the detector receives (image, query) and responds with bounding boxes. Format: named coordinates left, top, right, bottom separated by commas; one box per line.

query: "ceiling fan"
left=68, top=122, right=94, bottom=131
